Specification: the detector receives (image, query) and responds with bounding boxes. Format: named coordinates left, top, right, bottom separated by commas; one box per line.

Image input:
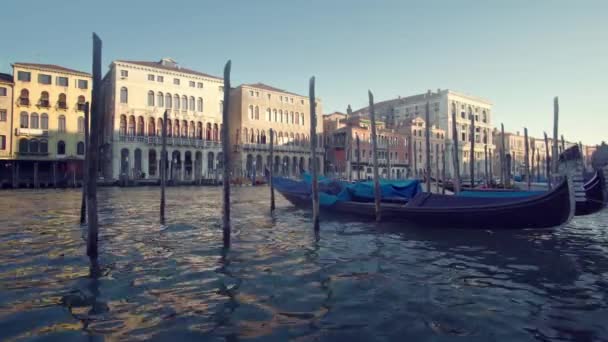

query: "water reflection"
left=0, top=186, right=606, bottom=341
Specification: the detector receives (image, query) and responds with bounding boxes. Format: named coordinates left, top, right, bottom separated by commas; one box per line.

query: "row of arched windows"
left=18, top=112, right=82, bottom=133
left=18, top=89, right=86, bottom=110
left=145, top=90, right=204, bottom=112
left=118, top=114, right=221, bottom=141
left=239, top=127, right=323, bottom=148
left=251, top=107, right=305, bottom=126
left=18, top=139, right=84, bottom=155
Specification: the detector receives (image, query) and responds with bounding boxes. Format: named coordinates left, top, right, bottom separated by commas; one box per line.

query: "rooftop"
left=243, top=83, right=305, bottom=98
left=116, top=59, right=222, bottom=80
left=12, top=63, right=91, bottom=76
left=0, top=73, right=13, bottom=83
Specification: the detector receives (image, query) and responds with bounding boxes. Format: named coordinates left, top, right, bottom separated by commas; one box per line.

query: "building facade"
left=228, top=83, right=324, bottom=179
left=353, top=89, right=495, bottom=179
left=5, top=63, right=91, bottom=187
left=0, top=73, right=13, bottom=160
left=324, top=114, right=409, bottom=180
left=101, top=58, right=225, bottom=182
left=400, top=117, right=446, bottom=179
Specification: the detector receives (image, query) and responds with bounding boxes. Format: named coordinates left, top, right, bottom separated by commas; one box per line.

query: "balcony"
left=118, top=135, right=221, bottom=148
left=58, top=102, right=67, bottom=110
left=240, top=143, right=324, bottom=154
left=15, top=151, right=49, bottom=157
left=16, top=128, right=49, bottom=136
left=77, top=103, right=86, bottom=111
left=19, top=98, right=30, bottom=106
left=39, top=100, right=50, bottom=108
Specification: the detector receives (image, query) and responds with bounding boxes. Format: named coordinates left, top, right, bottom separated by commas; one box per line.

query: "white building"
left=101, top=58, right=225, bottom=182
left=353, top=89, right=495, bottom=178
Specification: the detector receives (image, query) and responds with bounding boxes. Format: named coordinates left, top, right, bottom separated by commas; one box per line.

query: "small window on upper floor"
left=290, top=98, right=294, bottom=104
left=17, top=71, right=31, bottom=82
left=157, top=75, right=164, bottom=82
left=267, top=94, right=271, bottom=99
left=255, top=91, right=259, bottom=97
left=148, top=74, right=155, bottom=81
left=189, top=81, right=195, bottom=87
left=197, top=82, right=203, bottom=88
left=0, top=87, right=6, bottom=96
left=120, top=70, right=128, bottom=77
left=0, top=110, right=6, bottom=121
left=250, top=90, right=254, bottom=97
left=56, top=76, right=68, bottom=87
left=77, top=79, right=88, bottom=89
left=301, top=99, right=304, bottom=105
left=173, top=78, right=180, bottom=85
left=219, top=86, right=224, bottom=92
left=38, top=74, right=52, bottom=85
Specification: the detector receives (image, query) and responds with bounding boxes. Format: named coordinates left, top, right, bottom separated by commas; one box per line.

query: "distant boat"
left=275, top=177, right=574, bottom=229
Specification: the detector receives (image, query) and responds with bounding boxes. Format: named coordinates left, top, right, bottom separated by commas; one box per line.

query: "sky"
left=2, top=0, right=607, bottom=144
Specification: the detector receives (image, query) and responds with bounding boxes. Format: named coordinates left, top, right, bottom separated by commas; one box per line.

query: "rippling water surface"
left=0, top=186, right=607, bottom=341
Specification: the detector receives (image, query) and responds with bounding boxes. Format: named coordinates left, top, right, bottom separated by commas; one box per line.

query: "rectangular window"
left=17, top=71, right=31, bottom=82
left=197, top=82, right=203, bottom=88
left=0, top=110, right=6, bottom=121
left=157, top=76, right=164, bottom=82
left=268, top=94, right=271, bottom=99
left=148, top=74, right=155, bottom=81
left=56, top=76, right=69, bottom=87
left=255, top=91, right=259, bottom=97
left=120, top=70, right=128, bottom=77
left=38, top=74, right=52, bottom=84
left=189, top=81, right=195, bottom=87
left=77, top=79, right=88, bottom=89
left=250, top=90, right=254, bottom=96
left=0, top=87, right=6, bottom=96
left=173, top=78, right=180, bottom=85
left=0, top=135, right=5, bottom=150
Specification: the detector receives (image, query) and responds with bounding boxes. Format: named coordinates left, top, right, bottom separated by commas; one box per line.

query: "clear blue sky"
left=2, top=0, right=606, bottom=144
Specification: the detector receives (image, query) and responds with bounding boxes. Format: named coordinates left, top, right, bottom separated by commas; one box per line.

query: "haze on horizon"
left=1, top=0, right=606, bottom=144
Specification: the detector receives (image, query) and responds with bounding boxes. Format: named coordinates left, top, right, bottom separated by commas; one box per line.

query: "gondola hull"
left=278, top=179, right=573, bottom=229
left=575, top=171, right=606, bottom=216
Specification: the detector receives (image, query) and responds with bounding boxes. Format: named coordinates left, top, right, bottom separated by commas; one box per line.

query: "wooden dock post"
left=222, top=61, right=232, bottom=247
left=489, top=149, right=494, bottom=187
left=413, top=140, right=418, bottom=178
left=544, top=132, right=551, bottom=189
left=86, top=33, right=102, bottom=261
left=346, top=105, right=353, bottom=182
left=424, top=90, right=431, bottom=192
left=34, top=162, right=39, bottom=189
left=80, top=103, right=90, bottom=224
left=561, top=134, right=566, bottom=154
left=524, top=127, right=530, bottom=190
left=310, top=77, right=320, bottom=230
left=356, top=134, right=361, bottom=181
left=536, top=147, right=540, bottom=182
left=369, top=90, right=381, bottom=221
left=435, top=144, right=440, bottom=193
left=52, top=162, right=57, bottom=188
left=552, top=97, right=559, bottom=175
left=160, top=110, right=167, bottom=224
left=269, top=128, right=275, bottom=211
left=441, top=145, right=446, bottom=194
left=484, top=144, right=489, bottom=187
left=469, top=108, right=475, bottom=188
left=451, top=111, right=461, bottom=194
left=500, top=123, right=506, bottom=188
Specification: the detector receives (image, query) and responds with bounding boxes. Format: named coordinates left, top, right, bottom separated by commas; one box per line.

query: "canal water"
left=0, top=186, right=607, bottom=341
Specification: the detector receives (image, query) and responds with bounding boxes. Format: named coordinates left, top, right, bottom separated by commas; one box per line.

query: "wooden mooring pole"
left=160, top=109, right=167, bottom=224
left=552, top=97, right=559, bottom=176
left=441, top=145, right=446, bottom=194
left=489, top=149, right=494, bottom=187
left=86, top=33, right=102, bottom=261
left=544, top=132, right=551, bottom=189
left=484, top=144, right=489, bottom=187
left=356, top=134, right=361, bottom=181
left=80, top=103, right=90, bottom=224
left=435, top=143, right=440, bottom=193
left=369, top=90, right=381, bottom=221
left=269, top=128, right=275, bottom=211
left=524, top=127, right=530, bottom=190
left=451, top=110, right=461, bottom=194
left=222, top=61, right=232, bottom=247
left=500, top=123, right=506, bottom=188
left=310, top=77, right=320, bottom=230
left=469, top=108, right=475, bottom=188
left=424, top=90, right=431, bottom=192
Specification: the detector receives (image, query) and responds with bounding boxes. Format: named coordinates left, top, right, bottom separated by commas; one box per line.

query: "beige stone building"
left=101, top=58, right=225, bottom=182
left=6, top=63, right=91, bottom=187
left=0, top=73, right=13, bottom=161
left=228, top=83, right=324, bottom=178
left=400, top=117, right=446, bottom=178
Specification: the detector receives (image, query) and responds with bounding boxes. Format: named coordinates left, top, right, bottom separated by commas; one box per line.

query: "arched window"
left=243, top=128, right=249, bottom=143
left=206, top=123, right=212, bottom=140
left=58, top=93, right=67, bottom=109
left=119, top=115, right=127, bottom=135
left=166, top=120, right=172, bottom=137
left=174, top=94, right=180, bottom=110
left=279, top=110, right=283, bottom=123
left=77, top=96, right=86, bottom=111
left=57, top=140, right=66, bottom=155
left=295, top=112, right=300, bottom=124
left=301, top=113, right=305, bottom=126
left=58, top=115, right=66, bottom=132
left=29, top=139, right=39, bottom=153
left=273, top=109, right=277, bottom=122
left=40, top=139, right=48, bottom=153
left=181, top=120, right=188, bottom=137
left=248, top=105, right=254, bottom=119
left=147, top=91, right=154, bottom=106
left=40, top=113, right=48, bottom=129
left=266, top=108, right=271, bottom=121
left=30, top=113, right=39, bottom=129
left=174, top=120, right=180, bottom=137
left=137, top=116, right=144, bottom=136
left=128, top=115, right=135, bottom=135
left=197, top=122, right=203, bottom=139
left=165, top=93, right=172, bottom=108
left=157, top=92, right=164, bottom=107
left=197, top=97, right=203, bottom=112
left=482, top=110, right=487, bottom=123
left=213, top=124, right=219, bottom=141
left=189, top=121, right=195, bottom=138
left=39, top=91, right=49, bottom=107
left=77, top=116, right=84, bottom=133
left=182, top=96, right=188, bottom=110
left=19, top=138, right=28, bottom=153
left=148, top=117, right=156, bottom=136
left=77, top=141, right=85, bottom=155
left=189, top=97, right=195, bottom=111
left=156, top=118, right=163, bottom=136
left=120, top=87, right=128, bottom=104
left=255, top=106, right=259, bottom=120
left=20, top=89, right=29, bottom=105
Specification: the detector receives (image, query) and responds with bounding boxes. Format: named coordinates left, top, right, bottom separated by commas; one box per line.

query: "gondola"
left=276, top=177, right=574, bottom=229
left=575, top=170, right=607, bottom=215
